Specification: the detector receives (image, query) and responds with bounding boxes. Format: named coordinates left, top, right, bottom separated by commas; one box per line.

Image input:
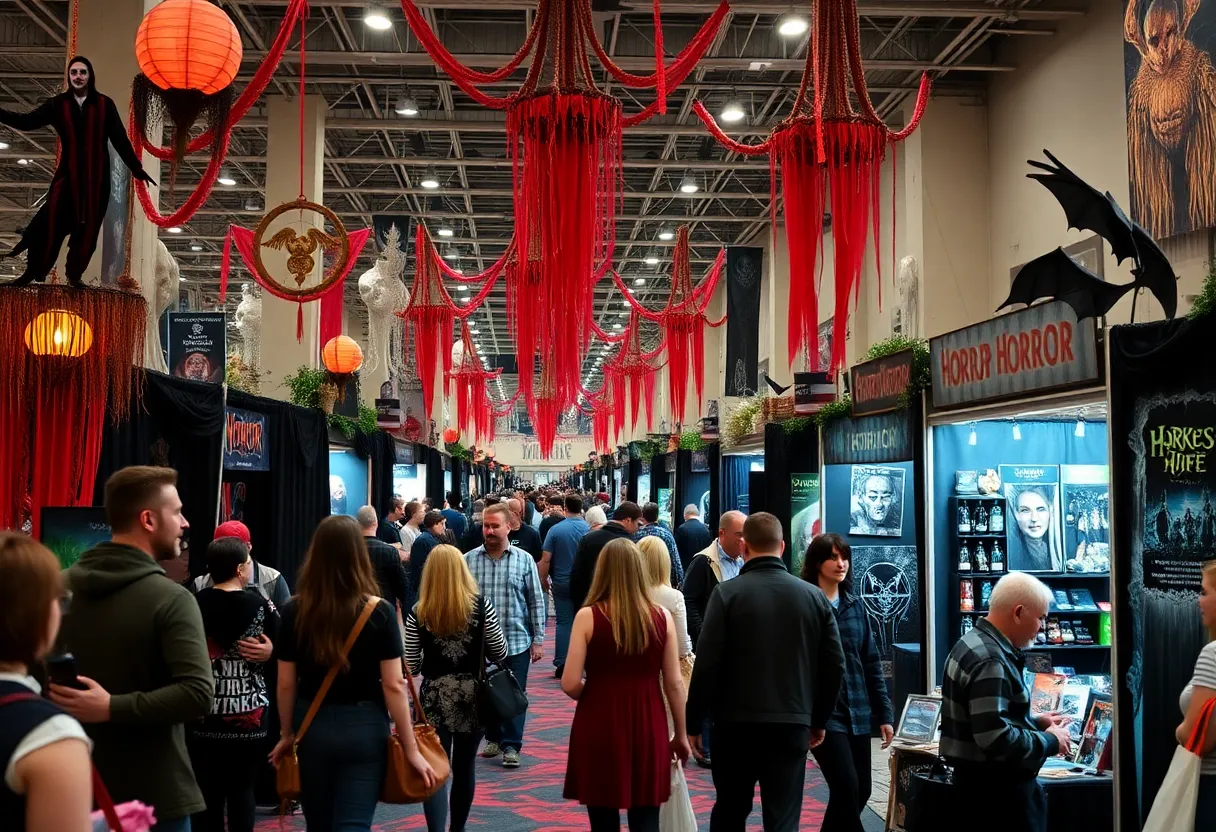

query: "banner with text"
left=725, top=246, right=763, bottom=396
left=223, top=407, right=269, bottom=471
left=168, top=313, right=226, bottom=383
left=823, top=411, right=914, bottom=466
left=929, top=302, right=1100, bottom=410
left=790, top=473, right=821, bottom=576
left=850, top=349, right=914, bottom=416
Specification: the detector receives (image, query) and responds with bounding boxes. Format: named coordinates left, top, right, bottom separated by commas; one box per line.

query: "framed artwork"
left=1061, top=464, right=1110, bottom=573
left=849, top=464, right=906, bottom=537
left=691, top=450, right=710, bottom=473
left=329, top=447, right=369, bottom=518
left=1010, top=235, right=1104, bottom=288
left=999, top=464, right=1063, bottom=573
left=894, top=695, right=942, bottom=744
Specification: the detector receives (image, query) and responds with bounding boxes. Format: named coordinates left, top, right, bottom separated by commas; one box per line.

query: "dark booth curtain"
left=763, top=421, right=820, bottom=570
left=722, top=455, right=751, bottom=516
left=227, top=391, right=329, bottom=587
left=707, top=443, right=721, bottom=531
left=425, top=447, right=445, bottom=507
left=94, top=371, right=224, bottom=578
left=675, top=449, right=710, bottom=532
left=363, top=430, right=396, bottom=518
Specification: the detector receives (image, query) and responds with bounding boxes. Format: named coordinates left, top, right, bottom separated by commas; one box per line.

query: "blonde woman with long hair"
left=562, top=539, right=689, bottom=831
left=404, top=544, right=507, bottom=832
left=1178, top=559, right=1216, bottom=826
left=270, top=516, right=436, bottom=830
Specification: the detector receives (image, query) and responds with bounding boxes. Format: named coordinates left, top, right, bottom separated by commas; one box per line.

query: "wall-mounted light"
left=1075, top=419, right=1086, bottom=438
left=968, top=423, right=978, bottom=446
left=1012, top=422, right=1022, bottom=441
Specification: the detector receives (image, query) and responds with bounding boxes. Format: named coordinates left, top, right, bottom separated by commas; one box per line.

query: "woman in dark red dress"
left=563, top=538, right=691, bottom=831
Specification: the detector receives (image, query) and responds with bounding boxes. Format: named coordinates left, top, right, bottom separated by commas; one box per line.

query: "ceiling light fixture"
left=777, top=13, right=808, bottom=37
left=190, top=242, right=203, bottom=252
left=613, top=323, right=623, bottom=329
left=363, top=6, right=392, bottom=30
left=658, top=228, right=675, bottom=241
left=420, top=167, right=440, bottom=189
left=437, top=225, right=453, bottom=237
left=456, top=284, right=469, bottom=292
left=16, top=158, right=29, bottom=166
left=634, top=277, right=646, bottom=286
left=0, top=141, right=9, bottom=150
left=679, top=173, right=699, bottom=194
left=243, top=198, right=260, bottom=211
left=645, top=256, right=659, bottom=265
left=968, top=423, right=978, bottom=446
left=395, top=94, right=418, bottom=116
left=167, top=226, right=183, bottom=234
left=719, top=100, right=746, bottom=124
left=217, top=169, right=236, bottom=186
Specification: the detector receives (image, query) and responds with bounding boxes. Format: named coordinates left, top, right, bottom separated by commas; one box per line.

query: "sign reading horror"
left=850, top=349, right=914, bottom=416
left=223, top=407, right=269, bottom=471
left=929, top=302, right=1100, bottom=410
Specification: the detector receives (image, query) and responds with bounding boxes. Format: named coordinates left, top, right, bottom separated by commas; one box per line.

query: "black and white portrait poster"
left=850, top=545, right=919, bottom=675
left=849, top=465, right=905, bottom=537
left=725, top=246, right=763, bottom=396
left=999, top=464, right=1063, bottom=573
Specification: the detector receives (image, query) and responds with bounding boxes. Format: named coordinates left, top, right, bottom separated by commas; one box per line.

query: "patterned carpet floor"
left=258, top=623, right=885, bottom=830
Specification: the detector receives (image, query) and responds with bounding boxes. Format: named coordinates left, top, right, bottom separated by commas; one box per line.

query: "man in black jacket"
left=674, top=505, right=714, bottom=570
left=682, top=510, right=746, bottom=647
left=357, top=506, right=409, bottom=624
left=686, top=512, right=845, bottom=832
left=407, top=510, right=447, bottom=612
left=569, top=501, right=642, bottom=608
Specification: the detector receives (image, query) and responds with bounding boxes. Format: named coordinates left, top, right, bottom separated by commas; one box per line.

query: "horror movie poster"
left=849, top=545, right=920, bottom=677
left=223, top=407, right=269, bottom=472
left=1124, top=0, right=1216, bottom=238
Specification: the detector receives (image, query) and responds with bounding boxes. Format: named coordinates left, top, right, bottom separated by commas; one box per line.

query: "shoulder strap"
left=294, top=596, right=380, bottom=744
left=1186, top=697, right=1216, bottom=755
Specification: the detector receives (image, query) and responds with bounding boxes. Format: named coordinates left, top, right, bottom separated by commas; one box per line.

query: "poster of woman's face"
left=1005, top=483, right=1063, bottom=572
left=849, top=465, right=905, bottom=537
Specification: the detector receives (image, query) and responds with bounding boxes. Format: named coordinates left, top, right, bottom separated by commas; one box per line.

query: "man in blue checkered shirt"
left=941, top=572, right=1073, bottom=832
left=634, top=502, right=684, bottom=587
left=466, top=503, right=546, bottom=769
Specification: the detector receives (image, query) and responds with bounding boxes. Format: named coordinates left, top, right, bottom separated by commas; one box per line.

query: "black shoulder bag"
left=475, top=597, right=528, bottom=727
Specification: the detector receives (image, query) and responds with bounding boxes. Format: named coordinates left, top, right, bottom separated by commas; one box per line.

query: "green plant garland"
left=724, top=395, right=763, bottom=447
left=286, top=365, right=384, bottom=440
left=812, top=395, right=853, bottom=427
left=445, top=440, right=473, bottom=461
left=1191, top=261, right=1216, bottom=319
left=678, top=430, right=705, bottom=451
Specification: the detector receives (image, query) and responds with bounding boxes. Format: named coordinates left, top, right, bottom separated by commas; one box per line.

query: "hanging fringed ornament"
left=693, top=0, right=931, bottom=372
left=656, top=226, right=725, bottom=423
left=447, top=320, right=502, bottom=445
left=604, top=309, right=665, bottom=435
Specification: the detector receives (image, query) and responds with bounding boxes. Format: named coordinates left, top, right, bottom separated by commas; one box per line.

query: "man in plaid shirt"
left=941, top=572, right=1073, bottom=832
left=634, top=502, right=684, bottom=587
left=466, top=503, right=546, bottom=769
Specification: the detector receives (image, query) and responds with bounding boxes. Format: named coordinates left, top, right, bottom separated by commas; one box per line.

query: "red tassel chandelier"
left=605, top=309, right=665, bottom=435
left=693, top=0, right=931, bottom=372
left=447, top=320, right=502, bottom=445
left=399, top=0, right=729, bottom=406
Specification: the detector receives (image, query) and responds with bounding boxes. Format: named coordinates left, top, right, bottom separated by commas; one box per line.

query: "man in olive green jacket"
left=51, top=467, right=214, bottom=830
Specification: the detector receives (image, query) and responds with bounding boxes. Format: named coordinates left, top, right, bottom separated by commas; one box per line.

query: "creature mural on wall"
left=1124, top=0, right=1216, bottom=239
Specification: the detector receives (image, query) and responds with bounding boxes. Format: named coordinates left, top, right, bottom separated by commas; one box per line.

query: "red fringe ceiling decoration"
left=0, top=286, right=146, bottom=536
left=605, top=309, right=665, bottom=435
left=659, top=226, right=725, bottom=423
left=399, top=0, right=729, bottom=406
left=531, top=359, right=564, bottom=461
left=447, top=320, right=502, bottom=445
left=692, top=0, right=931, bottom=372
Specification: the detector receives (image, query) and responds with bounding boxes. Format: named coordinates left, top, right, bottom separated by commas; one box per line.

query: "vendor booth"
left=676, top=444, right=720, bottom=530
left=762, top=419, right=821, bottom=569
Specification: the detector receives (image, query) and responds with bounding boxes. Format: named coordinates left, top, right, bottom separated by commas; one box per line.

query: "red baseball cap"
left=214, top=520, right=251, bottom=545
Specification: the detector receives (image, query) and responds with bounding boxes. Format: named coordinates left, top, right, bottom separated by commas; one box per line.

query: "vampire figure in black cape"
left=0, top=56, right=155, bottom=287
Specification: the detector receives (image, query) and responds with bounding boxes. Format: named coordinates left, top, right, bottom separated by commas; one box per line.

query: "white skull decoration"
left=450, top=338, right=465, bottom=371
left=234, top=283, right=262, bottom=368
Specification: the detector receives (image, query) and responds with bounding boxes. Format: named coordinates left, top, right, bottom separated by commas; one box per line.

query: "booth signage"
left=794, top=371, right=836, bottom=414
left=929, top=301, right=1100, bottom=410
left=850, top=349, right=914, bottom=416
left=168, top=313, right=225, bottom=383
left=394, top=442, right=415, bottom=465
left=521, top=441, right=577, bottom=461
left=223, top=407, right=269, bottom=471
left=823, top=412, right=913, bottom=465
left=375, top=398, right=402, bottom=428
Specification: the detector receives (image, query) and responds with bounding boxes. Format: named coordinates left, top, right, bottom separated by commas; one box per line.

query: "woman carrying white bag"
left=1146, top=560, right=1216, bottom=831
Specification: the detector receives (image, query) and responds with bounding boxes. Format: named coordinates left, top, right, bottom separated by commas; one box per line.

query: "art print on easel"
left=1000, top=464, right=1063, bottom=573
left=849, top=465, right=905, bottom=537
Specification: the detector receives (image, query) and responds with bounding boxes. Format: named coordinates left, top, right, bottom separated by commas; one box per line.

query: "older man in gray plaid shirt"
left=466, top=503, right=546, bottom=769
left=941, top=572, right=1073, bottom=832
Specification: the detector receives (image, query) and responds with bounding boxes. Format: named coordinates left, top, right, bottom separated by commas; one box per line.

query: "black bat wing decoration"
left=1027, top=150, right=1138, bottom=264
left=1130, top=224, right=1179, bottom=320
left=998, top=247, right=1134, bottom=322
left=764, top=373, right=792, bottom=396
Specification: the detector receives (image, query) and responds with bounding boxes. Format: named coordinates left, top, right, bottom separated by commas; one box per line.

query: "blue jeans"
left=483, top=650, right=531, bottom=752
left=553, top=584, right=575, bottom=669
left=151, top=819, right=192, bottom=832
left=422, top=727, right=483, bottom=832
left=294, top=700, right=389, bottom=831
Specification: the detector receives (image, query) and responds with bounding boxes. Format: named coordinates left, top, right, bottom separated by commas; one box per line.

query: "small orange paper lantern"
left=443, top=427, right=460, bottom=444
left=135, top=0, right=242, bottom=95
left=321, top=335, right=363, bottom=375
left=24, top=309, right=93, bottom=358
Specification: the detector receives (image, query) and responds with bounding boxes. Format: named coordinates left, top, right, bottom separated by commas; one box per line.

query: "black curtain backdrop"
left=676, top=450, right=712, bottom=532
left=425, top=447, right=445, bottom=506
left=707, top=443, right=721, bottom=531
left=1109, top=319, right=1212, bottom=828
left=227, top=390, right=329, bottom=586
left=722, top=455, right=751, bottom=515
left=725, top=246, right=763, bottom=397
left=362, top=429, right=396, bottom=518
left=763, top=421, right=820, bottom=570
left=94, top=371, right=224, bottom=578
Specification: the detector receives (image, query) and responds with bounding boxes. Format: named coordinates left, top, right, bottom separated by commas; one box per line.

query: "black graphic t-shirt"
left=192, top=587, right=280, bottom=741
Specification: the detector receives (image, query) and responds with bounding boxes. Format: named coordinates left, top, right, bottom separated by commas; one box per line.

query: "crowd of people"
left=3, top=469, right=1214, bottom=831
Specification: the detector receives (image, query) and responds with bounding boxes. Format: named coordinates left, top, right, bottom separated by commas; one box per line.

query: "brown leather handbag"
left=380, top=654, right=451, bottom=803
left=275, top=597, right=380, bottom=800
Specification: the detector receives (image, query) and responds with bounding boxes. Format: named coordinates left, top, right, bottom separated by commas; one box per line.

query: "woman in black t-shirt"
left=190, top=537, right=279, bottom=832
left=404, top=544, right=508, bottom=832
left=271, top=516, right=436, bottom=829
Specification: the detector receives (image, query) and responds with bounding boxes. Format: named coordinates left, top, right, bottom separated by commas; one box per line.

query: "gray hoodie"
left=61, top=542, right=214, bottom=821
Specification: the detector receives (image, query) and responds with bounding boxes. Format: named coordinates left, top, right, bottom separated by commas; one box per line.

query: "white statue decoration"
left=145, top=238, right=179, bottom=372
left=234, top=283, right=262, bottom=369
left=896, top=255, right=920, bottom=339
left=358, top=223, right=410, bottom=375
left=450, top=338, right=465, bottom=371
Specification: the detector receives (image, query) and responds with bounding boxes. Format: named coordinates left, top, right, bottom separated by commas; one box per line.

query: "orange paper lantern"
left=24, top=309, right=93, bottom=358
left=443, top=427, right=460, bottom=444
left=135, top=0, right=242, bottom=94
left=321, top=335, right=364, bottom=375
